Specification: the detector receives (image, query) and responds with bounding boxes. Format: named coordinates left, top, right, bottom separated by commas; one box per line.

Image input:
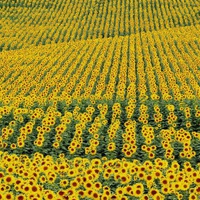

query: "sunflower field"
left=1, top=0, right=200, bottom=199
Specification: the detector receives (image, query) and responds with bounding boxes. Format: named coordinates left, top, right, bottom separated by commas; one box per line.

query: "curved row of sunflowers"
left=1, top=0, right=200, bottom=51
left=1, top=24, right=200, bottom=107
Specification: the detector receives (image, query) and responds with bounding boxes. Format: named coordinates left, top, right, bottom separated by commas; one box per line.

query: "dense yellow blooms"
left=0, top=152, right=199, bottom=199
left=1, top=0, right=200, bottom=199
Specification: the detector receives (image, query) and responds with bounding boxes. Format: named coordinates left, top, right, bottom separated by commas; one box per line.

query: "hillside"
left=0, top=0, right=200, bottom=199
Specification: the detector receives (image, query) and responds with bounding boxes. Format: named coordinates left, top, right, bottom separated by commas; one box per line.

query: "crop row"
left=1, top=25, right=200, bottom=108
left=0, top=100, right=200, bottom=163
left=1, top=0, right=200, bottom=51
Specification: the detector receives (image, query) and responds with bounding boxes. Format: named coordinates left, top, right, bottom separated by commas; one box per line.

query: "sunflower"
left=148, top=152, right=155, bottom=159
left=120, top=174, right=131, bottom=184
left=91, top=159, right=101, bottom=166
left=145, top=175, right=154, bottom=187
left=4, top=192, right=14, bottom=200
left=68, top=169, right=77, bottom=177
left=177, top=193, right=183, bottom=200
left=10, top=143, right=17, bottom=149
left=94, top=182, right=102, bottom=190
left=125, top=185, right=133, bottom=196
left=189, top=194, right=197, bottom=200
left=180, top=182, right=190, bottom=191
left=92, top=192, right=100, bottom=199
left=116, top=187, right=125, bottom=196
left=195, top=186, right=200, bottom=194
left=103, top=172, right=110, bottom=180
left=60, top=179, right=69, bottom=188
left=166, top=172, right=176, bottom=182
left=105, top=167, right=113, bottom=175
left=137, top=171, right=146, bottom=180
left=9, top=121, right=16, bottom=126
left=133, top=183, right=144, bottom=197
left=141, top=195, right=150, bottom=200
left=90, top=149, right=97, bottom=155
left=70, top=180, right=79, bottom=189
left=101, top=195, right=109, bottom=200
left=47, top=174, right=57, bottom=184
left=39, top=175, right=47, bottom=184
left=31, top=185, right=39, bottom=193
left=84, top=181, right=93, bottom=190
left=94, top=133, right=99, bottom=139
left=149, top=188, right=159, bottom=197
left=161, top=187, right=170, bottom=194
left=53, top=142, right=59, bottom=149
left=17, top=141, right=25, bottom=148
left=171, top=161, right=180, bottom=171
left=186, top=121, right=191, bottom=128
left=171, top=182, right=181, bottom=191
left=102, top=189, right=111, bottom=198
left=120, top=196, right=128, bottom=200
left=22, top=184, right=31, bottom=194
left=110, top=194, right=118, bottom=199
left=107, top=142, right=116, bottom=151
left=44, top=191, right=56, bottom=200
left=84, top=188, right=93, bottom=198
left=153, top=193, right=165, bottom=200
left=0, top=172, right=4, bottom=179
left=74, top=190, right=84, bottom=199
left=68, top=146, right=76, bottom=154
left=194, top=177, right=200, bottom=185
left=4, top=175, right=14, bottom=185
left=57, top=190, right=65, bottom=197
left=15, top=194, right=26, bottom=200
